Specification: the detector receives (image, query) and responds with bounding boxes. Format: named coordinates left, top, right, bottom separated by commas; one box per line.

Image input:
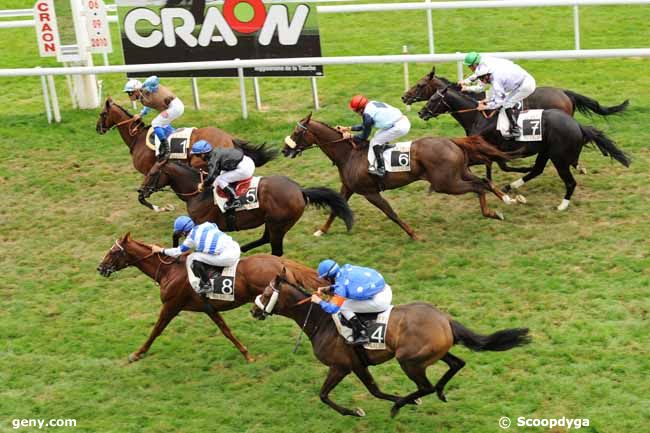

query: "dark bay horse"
left=419, top=86, right=631, bottom=211
left=95, top=97, right=273, bottom=211
left=402, top=66, right=630, bottom=118
left=283, top=114, right=516, bottom=240
left=97, top=233, right=324, bottom=362
left=138, top=162, right=354, bottom=256
left=251, top=268, right=531, bottom=417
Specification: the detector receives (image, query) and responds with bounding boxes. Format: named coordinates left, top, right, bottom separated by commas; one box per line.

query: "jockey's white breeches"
left=502, top=75, right=536, bottom=108
left=213, top=156, right=256, bottom=190
left=368, top=116, right=411, bottom=164
left=339, top=285, right=393, bottom=320
left=187, top=244, right=241, bottom=269
left=151, top=98, right=184, bottom=128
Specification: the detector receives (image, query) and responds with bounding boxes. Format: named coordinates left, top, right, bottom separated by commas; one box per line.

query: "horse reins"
left=114, top=240, right=176, bottom=282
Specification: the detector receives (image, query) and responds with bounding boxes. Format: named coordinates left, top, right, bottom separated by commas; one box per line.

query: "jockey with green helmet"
left=459, top=52, right=536, bottom=137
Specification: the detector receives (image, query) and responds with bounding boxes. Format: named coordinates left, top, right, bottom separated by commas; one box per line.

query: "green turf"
left=1, top=1, right=649, bottom=432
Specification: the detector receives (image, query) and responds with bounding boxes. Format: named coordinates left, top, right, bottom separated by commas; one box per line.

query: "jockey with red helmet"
left=337, top=95, right=411, bottom=177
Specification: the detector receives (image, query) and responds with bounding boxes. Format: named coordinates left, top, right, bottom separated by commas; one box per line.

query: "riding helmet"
left=173, top=216, right=195, bottom=235
left=349, top=95, right=369, bottom=112
left=190, top=140, right=213, bottom=155
left=463, top=52, right=481, bottom=67
left=318, top=259, right=340, bottom=278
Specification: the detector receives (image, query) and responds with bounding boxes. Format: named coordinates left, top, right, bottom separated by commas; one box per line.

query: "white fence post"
left=38, top=68, right=52, bottom=124
left=426, top=0, right=434, bottom=53
left=311, top=77, right=320, bottom=110
left=457, top=52, right=464, bottom=81
left=47, top=75, right=61, bottom=122
left=191, top=77, right=201, bottom=110
left=253, top=77, right=262, bottom=111
left=403, top=45, right=410, bottom=111
left=573, top=4, right=581, bottom=50
left=236, top=59, right=248, bottom=119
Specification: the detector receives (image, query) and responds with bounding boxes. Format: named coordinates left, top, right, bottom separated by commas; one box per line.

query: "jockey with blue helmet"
left=336, top=95, right=410, bottom=177
left=459, top=52, right=536, bottom=137
left=312, top=259, right=393, bottom=345
left=124, top=75, right=184, bottom=161
left=152, top=216, right=241, bottom=294
left=190, top=140, right=255, bottom=211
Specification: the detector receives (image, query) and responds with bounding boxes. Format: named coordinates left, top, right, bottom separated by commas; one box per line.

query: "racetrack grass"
left=0, top=1, right=649, bottom=432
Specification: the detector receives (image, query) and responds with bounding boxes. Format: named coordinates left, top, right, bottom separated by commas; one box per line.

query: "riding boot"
left=505, top=107, right=521, bottom=137
left=346, top=315, right=370, bottom=346
left=157, top=138, right=170, bottom=162
left=191, top=261, right=212, bottom=294
left=368, top=145, right=387, bottom=177
left=223, top=185, right=244, bottom=211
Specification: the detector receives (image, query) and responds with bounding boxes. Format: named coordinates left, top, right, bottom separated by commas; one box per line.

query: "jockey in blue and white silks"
left=124, top=75, right=184, bottom=161
left=339, top=95, right=411, bottom=177
left=152, top=219, right=240, bottom=293
left=311, top=259, right=393, bottom=345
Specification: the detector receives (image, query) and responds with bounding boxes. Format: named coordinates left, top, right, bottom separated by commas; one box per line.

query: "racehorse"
left=419, top=85, right=631, bottom=211
left=251, top=268, right=531, bottom=417
left=402, top=66, right=630, bottom=118
left=138, top=161, right=354, bottom=256
left=97, top=233, right=324, bottom=362
left=283, top=113, right=516, bottom=240
left=95, top=97, right=273, bottom=211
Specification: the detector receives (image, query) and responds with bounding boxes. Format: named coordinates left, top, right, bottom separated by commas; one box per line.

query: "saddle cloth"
left=332, top=306, right=394, bottom=350
left=145, top=127, right=195, bottom=159
left=368, top=142, right=412, bottom=173
left=186, top=259, right=239, bottom=301
left=497, top=109, right=543, bottom=142
left=213, top=176, right=262, bottom=212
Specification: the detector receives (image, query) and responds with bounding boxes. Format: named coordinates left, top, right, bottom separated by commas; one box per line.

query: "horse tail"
left=563, top=89, right=629, bottom=117
left=579, top=125, right=631, bottom=167
left=451, top=136, right=514, bottom=164
left=301, top=187, right=354, bottom=231
left=451, top=320, right=531, bottom=352
left=233, top=139, right=278, bottom=167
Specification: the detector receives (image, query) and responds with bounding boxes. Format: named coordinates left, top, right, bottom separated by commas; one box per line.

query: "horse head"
left=283, top=113, right=316, bottom=158
left=402, top=66, right=440, bottom=105
left=96, top=97, right=116, bottom=134
left=96, top=97, right=143, bottom=135
left=419, top=86, right=453, bottom=120
left=97, top=233, right=142, bottom=277
left=251, top=267, right=312, bottom=320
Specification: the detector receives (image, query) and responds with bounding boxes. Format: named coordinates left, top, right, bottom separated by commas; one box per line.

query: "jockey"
left=152, top=217, right=241, bottom=294
left=337, top=95, right=411, bottom=177
left=124, top=75, right=184, bottom=161
left=460, top=52, right=536, bottom=136
left=190, top=140, right=255, bottom=211
left=311, top=259, right=393, bottom=345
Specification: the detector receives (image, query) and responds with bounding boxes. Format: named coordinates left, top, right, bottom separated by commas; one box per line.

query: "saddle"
left=216, top=177, right=253, bottom=199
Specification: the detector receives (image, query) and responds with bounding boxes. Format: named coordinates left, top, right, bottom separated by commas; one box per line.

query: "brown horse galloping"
left=283, top=113, right=515, bottom=240
left=97, top=233, right=324, bottom=362
left=251, top=268, right=531, bottom=417
left=95, top=97, right=274, bottom=211
left=138, top=162, right=354, bottom=256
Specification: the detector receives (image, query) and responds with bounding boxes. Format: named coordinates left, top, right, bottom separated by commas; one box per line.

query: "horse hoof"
left=313, top=229, right=325, bottom=237
left=515, top=194, right=527, bottom=204
left=502, top=184, right=512, bottom=193
left=495, top=211, right=505, bottom=221
left=390, top=405, right=401, bottom=418
left=502, top=194, right=514, bottom=205
left=245, top=355, right=255, bottom=363
left=557, top=199, right=570, bottom=211
left=164, top=204, right=175, bottom=211
left=414, top=398, right=423, bottom=405
left=151, top=205, right=161, bottom=213
left=577, top=165, right=588, bottom=175
left=128, top=353, right=140, bottom=363
left=354, top=407, right=366, bottom=417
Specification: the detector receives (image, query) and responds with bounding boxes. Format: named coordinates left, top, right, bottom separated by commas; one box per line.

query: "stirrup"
left=368, top=166, right=386, bottom=177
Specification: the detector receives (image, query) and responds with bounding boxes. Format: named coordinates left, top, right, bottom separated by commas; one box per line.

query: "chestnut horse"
left=251, top=268, right=531, bottom=417
left=97, top=233, right=324, bottom=362
left=138, top=162, right=354, bottom=256
left=283, top=113, right=516, bottom=240
left=402, top=66, right=629, bottom=118
left=95, top=97, right=272, bottom=211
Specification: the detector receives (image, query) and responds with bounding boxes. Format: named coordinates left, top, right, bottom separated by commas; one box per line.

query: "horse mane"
left=112, top=101, right=150, bottom=129
left=310, top=119, right=341, bottom=135
left=451, top=135, right=514, bottom=162
left=279, top=258, right=328, bottom=292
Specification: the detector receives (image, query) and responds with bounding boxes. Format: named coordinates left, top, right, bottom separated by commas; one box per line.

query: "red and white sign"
left=34, top=0, right=61, bottom=57
left=85, top=0, right=112, bottom=53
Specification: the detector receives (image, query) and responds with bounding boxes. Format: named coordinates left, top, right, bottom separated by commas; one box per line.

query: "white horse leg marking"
left=557, top=199, right=570, bottom=211
left=510, top=178, right=525, bottom=189
left=313, top=229, right=325, bottom=237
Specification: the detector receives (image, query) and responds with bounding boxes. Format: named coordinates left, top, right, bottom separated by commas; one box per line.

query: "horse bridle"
left=286, top=121, right=354, bottom=156
left=254, top=275, right=314, bottom=318
left=422, top=89, right=493, bottom=119
left=106, top=239, right=174, bottom=277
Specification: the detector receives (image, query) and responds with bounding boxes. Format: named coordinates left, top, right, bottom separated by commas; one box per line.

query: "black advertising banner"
left=117, top=0, right=323, bottom=77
